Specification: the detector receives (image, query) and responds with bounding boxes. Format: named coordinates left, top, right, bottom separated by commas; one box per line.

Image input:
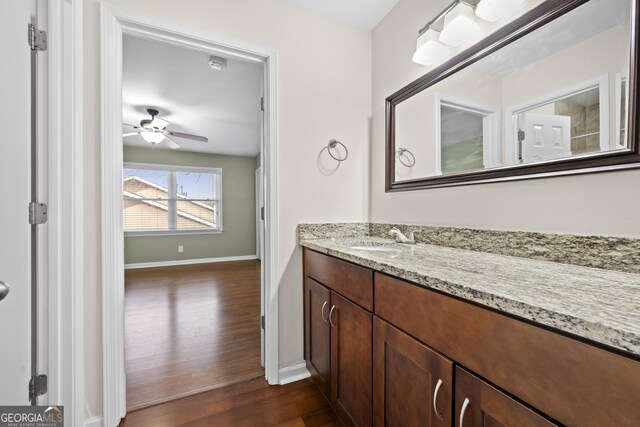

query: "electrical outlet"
left=178, top=245, right=184, bottom=253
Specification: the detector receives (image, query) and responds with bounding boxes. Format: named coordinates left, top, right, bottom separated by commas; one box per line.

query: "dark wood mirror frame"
left=386, top=0, right=640, bottom=192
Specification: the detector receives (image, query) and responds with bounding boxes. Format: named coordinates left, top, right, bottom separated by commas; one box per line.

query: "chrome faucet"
left=389, top=228, right=416, bottom=244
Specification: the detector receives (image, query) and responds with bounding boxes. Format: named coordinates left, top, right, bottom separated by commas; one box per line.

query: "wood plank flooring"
left=119, top=378, right=342, bottom=427
left=124, top=261, right=264, bottom=410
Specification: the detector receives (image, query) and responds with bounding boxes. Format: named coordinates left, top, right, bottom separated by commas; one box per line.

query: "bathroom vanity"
left=300, top=233, right=640, bottom=427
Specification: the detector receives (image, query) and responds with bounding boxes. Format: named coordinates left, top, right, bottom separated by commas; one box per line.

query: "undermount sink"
left=347, top=242, right=410, bottom=253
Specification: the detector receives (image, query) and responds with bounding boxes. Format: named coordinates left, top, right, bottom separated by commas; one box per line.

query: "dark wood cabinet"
left=304, top=277, right=331, bottom=395
left=330, top=292, right=372, bottom=427
left=373, top=317, right=453, bottom=427
left=304, top=250, right=373, bottom=426
left=302, top=248, right=640, bottom=427
left=455, top=367, right=558, bottom=427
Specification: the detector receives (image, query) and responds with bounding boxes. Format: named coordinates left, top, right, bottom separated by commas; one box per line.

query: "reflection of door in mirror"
left=508, top=76, right=609, bottom=165
left=519, top=113, right=571, bottom=163
left=437, top=98, right=500, bottom=175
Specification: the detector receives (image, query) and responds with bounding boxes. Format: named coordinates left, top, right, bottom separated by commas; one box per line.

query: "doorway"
left=100, top=6, right=279, bottom=425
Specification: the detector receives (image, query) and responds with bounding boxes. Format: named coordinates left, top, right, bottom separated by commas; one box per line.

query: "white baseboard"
left=279, top=362, right=310, bottom=385
left=84, top=416, right=103, bottom=427
left=124, top=255, right=258, bottom=270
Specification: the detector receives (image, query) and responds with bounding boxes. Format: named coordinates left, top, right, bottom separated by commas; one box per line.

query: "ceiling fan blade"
left=122, top=123, right=138, bottom=128
left=122, top=132, right=139, bottom=137
left=151, top=117, right=170, bottom=130
left=168, top=131, right=208, bottom=142
left=164, top=137, right=181, bottom=149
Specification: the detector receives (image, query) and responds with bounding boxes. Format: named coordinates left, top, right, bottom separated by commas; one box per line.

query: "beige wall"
left=371, top=0, right=640, bottom=237
left=83, top=0, right=371, bottom=418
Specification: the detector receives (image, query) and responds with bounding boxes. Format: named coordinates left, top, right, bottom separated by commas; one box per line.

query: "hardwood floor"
left=124, top=261, right=264, bottom=410
left=119, top=378, right=342, bottom=427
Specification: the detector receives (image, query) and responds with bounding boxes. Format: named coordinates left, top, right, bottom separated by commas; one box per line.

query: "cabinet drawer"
left=375, top=272, right=640, bottom=427
left=304, top=249, right=373, bottom=311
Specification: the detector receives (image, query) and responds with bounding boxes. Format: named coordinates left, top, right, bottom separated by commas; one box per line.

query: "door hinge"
left=260, top=97, right=264, bottom=111
left=261, top=315, right=265, bottom=329
left=28, top=24, right=47, bottom=52
left=517, top=130, right=525, bottom=162
left=29, top=202, right=48, bottom=225
left=260, top=206, right=265, bottom=221
left=29, top=375, right=47, bottom=401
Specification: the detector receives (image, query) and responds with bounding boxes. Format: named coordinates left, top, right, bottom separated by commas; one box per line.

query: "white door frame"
left=42, top=0, right=84, bottom=425
left=100, top=4, right=279, bottom=426
left=505, top=74, right=610, bottom=164
left=435, top=93, right=501, bottom=174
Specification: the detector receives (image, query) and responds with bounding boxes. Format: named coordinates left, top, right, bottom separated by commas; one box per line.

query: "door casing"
left=100, top=5, right=280, bottom=426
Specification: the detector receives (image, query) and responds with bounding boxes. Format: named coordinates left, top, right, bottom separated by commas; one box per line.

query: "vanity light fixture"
left=476, top=0, right=525, bottom=22
left=412, top=0, right=489, bottom=66
left=439, top=0, right=484, bottom=47
left=413, top=27, right=452, bottom=66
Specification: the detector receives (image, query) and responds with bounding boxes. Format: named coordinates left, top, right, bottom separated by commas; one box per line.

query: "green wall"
left=124, top=147, right=257, bottom=264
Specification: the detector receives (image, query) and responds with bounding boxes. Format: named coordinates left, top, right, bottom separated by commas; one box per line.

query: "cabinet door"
left=455, top=367, right=559, bottom=427
left=330, top=292, right=373, bottom=426
left=304, top=277, right=331, bottom=396
left=373, top=317, right=453, bottom=427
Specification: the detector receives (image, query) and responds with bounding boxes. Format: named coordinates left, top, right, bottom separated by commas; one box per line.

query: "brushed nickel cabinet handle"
left=459, top=398, right=470, bottom=427
left=329, top=305, right=336, bottom=327
left=433, top=378, right=444, bottom=420
left=321, top=301, right=329, bottom=323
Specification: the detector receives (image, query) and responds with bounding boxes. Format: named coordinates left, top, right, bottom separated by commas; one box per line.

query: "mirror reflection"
left=393, top=0, right=631, bottom=182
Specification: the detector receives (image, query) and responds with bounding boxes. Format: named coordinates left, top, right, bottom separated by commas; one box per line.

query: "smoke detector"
left=208, top=56, right=227, bottom=70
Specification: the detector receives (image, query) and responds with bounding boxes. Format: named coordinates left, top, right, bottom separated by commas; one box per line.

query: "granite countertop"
left=299, top=236, right=640, bottom=357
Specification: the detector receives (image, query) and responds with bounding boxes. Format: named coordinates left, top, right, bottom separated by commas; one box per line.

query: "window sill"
left=124, top=229, right=223, bottom=237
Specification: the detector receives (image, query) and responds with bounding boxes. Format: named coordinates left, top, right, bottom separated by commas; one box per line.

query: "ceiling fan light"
left=412, top=28, right=452, bottom=66
left=439, top=2, right=483, bottom=47
left=140, top=131, right=165, bottom=144
left=476, top=0, right=525, bottom=22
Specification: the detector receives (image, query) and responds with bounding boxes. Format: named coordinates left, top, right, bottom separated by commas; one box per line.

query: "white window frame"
left=123, top=162, right=223, bottom=236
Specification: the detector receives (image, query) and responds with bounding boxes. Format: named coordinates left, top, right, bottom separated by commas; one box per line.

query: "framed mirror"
left=386, top=0, right=640, bottom=191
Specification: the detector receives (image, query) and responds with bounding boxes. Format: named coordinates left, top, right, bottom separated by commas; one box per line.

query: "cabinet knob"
left=433, top=378, right=444, bottom=421
left=329, top=305, right=336, bottom=327
left=321, top=301, right=329, bottom=323
left=459, top=397, right=470, bottom=427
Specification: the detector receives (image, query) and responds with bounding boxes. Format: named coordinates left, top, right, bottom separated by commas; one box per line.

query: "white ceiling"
left=122, top=35, right=263, bottom=157
left=285, top=0, right=399, bottom=29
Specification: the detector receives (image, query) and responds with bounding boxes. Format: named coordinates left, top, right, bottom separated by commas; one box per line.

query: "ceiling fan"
left=122, top=108, right=208, bottom=149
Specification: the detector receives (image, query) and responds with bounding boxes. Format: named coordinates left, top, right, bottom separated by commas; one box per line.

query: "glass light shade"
left=412, top=28, right=452, bottom=66
left=140, top=131, right=165, bottom=144
left=439, top=2, right=483, bottom=47
left=476, top=0, right=525, bottom=22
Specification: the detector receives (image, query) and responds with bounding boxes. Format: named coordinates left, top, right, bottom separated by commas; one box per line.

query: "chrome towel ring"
left=327, top=139, right=349, bottom=162
left=396, top=147, right=416, bottom=167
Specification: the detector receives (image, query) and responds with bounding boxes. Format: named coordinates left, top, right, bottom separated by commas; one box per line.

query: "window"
left=123, top=163, right=222, bottom=234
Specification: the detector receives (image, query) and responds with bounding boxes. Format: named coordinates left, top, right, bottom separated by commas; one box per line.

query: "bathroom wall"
left=83, top=0, right=371, bottom=418
left=123, top=147, right=257, bottom=265
left=371, top=0, right=640, bottom=238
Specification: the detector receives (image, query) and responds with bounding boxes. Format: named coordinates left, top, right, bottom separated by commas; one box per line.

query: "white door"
left=521, top=113, right=572, bottom=163
left=0, top=0, right=36, bottom=405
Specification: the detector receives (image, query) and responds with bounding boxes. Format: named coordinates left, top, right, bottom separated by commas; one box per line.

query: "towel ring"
left=396, top=147, right=416, bottom=167
left=327, top=139, right=349, bottom=162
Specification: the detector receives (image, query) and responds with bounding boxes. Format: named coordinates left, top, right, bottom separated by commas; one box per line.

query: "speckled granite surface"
left=299, top=236, right=640, bottom=356
left=369, top=223, right=640, bottom=274
left=297, top=223, right=369, bottom=240
left=297, top=222, right=640, bottom=274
